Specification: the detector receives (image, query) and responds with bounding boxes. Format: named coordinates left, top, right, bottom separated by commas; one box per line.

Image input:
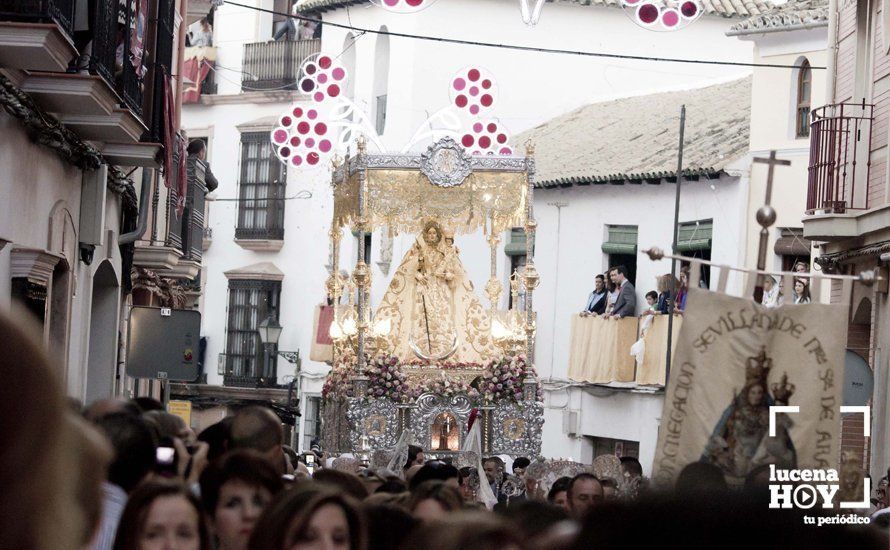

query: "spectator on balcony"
left=794, top=260, right=809, bottom=273
left=761, top=275, right=783, bottom=308
left=793, top=279, right=811, bottom=304
left=655, top=274, right=678, bottom=314
left=187, top=17, right=214, bottom=48
left=187, top=139, right=219, bottom=193
left=274, top=8, right=322, bottom=41
left=604, top=277, right=619, bottom=315
left=580, top=274, right=608, bottom=317
left=640, top=290, right=658, bottom=317
left=675, top=266, right=689, bottom=313
left=608, top=266, right=636, bottom=319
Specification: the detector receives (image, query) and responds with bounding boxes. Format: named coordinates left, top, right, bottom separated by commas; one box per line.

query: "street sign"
left=127, top=306, right=201, bottom=381
left=167, top=400, right=193, bottom=427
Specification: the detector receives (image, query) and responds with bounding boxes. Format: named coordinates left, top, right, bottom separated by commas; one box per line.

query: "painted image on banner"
left=652, top=288, right=846, bottom=490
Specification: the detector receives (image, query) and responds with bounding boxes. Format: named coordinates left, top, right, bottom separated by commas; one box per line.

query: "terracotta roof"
left=514, top=77, right=751, bottom=187
left=727, top=0, right=828, bottom=36
left=295, top=0, right=773, bottom=18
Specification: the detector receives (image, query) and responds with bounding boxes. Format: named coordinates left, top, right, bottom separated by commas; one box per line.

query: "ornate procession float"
left=320, top=137, right=544, bottom=459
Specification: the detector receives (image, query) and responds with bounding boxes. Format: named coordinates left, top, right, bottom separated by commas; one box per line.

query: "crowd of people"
left=580, top=266, right=638, bottom=319
left=582, top=258, right=815, bottom=322
left=3, top=310, right=889, bottom=550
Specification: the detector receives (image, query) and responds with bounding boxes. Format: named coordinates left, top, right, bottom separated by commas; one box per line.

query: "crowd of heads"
left=2, top=312, right=889, bottom=550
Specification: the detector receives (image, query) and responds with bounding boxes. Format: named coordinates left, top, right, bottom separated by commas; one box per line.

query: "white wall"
left=737, top=29, right=827, bottom=297
left=183, top=99, right=334, bottom=419
left=321, top=0, right=755, bottom=148
left=0, top=112, right=124, bottom=404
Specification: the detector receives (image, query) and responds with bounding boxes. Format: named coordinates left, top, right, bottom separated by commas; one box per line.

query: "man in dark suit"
left=581, top=274, right=608, bottom=316
left=609, top=265, right=636, bottom=318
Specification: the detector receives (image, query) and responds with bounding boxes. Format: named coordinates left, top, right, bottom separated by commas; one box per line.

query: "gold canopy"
left=332, top=146, right=530, bottom=235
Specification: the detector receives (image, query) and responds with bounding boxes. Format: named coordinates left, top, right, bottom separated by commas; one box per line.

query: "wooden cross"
left=752, top=151, right=792, bottom=303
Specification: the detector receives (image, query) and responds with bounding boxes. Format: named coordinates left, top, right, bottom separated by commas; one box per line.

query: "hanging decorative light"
left=620, top=0, right=703, bottom=32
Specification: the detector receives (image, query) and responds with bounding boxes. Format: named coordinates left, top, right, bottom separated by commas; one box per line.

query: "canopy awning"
left=332, top=138, right=530, bottom=236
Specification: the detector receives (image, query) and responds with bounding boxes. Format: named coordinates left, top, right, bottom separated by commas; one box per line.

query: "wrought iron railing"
left=165, top=133, right=186, bottom=249
left=0, top=0, right=75, bottom=37
left=219, top=353, right=280, bottom=388
left=235, top=180, right=286, bottom=240
left=88, top=0, right=118, bottom=85
left=145, top=0, right=176, bottom=141
left=182, top=156, right=207, bottom=263
left=807, top=101, right=874, bottom=214
left=241, top=39, right=321, bottom=91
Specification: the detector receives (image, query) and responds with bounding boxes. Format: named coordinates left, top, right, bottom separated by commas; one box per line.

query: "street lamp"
left=257, top=316, right=283, bottom=385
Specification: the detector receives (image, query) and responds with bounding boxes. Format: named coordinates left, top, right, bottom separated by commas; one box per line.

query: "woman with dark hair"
left=404, top=444, right=425, bottom=470
left=113, top=481, right=211, bottom=550
left=248, top=486, right=366, bottom=550
left=793, top=279, right=811, bottom=304
left=408, top=480, right=463, bottom=523
left=313, top=469, right=370, bottom=501
left=199, top=450, right=285, bottom=550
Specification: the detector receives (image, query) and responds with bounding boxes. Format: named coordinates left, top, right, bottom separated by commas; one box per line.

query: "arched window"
left=372, top=28, right=390, bottom=136
left=796, top=59, right=812, bottom=138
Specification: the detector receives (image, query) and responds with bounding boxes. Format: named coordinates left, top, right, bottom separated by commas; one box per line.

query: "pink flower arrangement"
left=364, top=354, right=411, bottom=402
left=322, top=354, right=542, bottom=404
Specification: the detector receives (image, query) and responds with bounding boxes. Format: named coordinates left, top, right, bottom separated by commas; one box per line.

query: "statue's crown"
left=745, top=347, right=772, bottom=384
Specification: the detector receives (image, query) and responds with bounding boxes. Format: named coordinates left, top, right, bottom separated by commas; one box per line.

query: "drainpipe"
left=825, top=0, right=838, bottom=104
left=120, top=168, right=155, bottom=245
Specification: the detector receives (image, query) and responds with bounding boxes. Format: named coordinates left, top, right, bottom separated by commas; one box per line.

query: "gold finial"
left=331, top=154, right=342, bottom=169
left=357, top=135, right=367, bottom=153
left=525, top=139, right=535, bottom=156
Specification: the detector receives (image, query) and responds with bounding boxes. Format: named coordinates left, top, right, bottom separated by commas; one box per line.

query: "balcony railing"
left=242, top=39, right=321, bottom=91
left=0, top=0, right=75, bottom=37
left=219, top=353, right=280, bottom=388
left=807, top=102, right=874, bottom=214
left=166, top=146, right=209, bottom=263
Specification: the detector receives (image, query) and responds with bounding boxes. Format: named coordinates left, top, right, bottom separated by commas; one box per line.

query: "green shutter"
left=505, top=228, right=527, bottom=257
left=674, top=220, right=713, bottom=252
left=602, top=225, right=637, bottom=255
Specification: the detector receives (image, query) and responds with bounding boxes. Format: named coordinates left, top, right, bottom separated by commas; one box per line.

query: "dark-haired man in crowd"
left=581, top=274, right=608, bottom=317
left=608, top=266, right=636, bottom=319
left=230, top=406, right=287, bottom=475
left=91, top=413, right=157, bottom=550
left=567, top=473, right=603, bottom=519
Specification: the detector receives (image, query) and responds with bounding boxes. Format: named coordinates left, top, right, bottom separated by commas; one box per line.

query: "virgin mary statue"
left=374, top=220, right=496, bottom=363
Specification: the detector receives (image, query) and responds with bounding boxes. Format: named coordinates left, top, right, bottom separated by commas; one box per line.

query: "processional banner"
left=651, top=287, right=846, bottom=489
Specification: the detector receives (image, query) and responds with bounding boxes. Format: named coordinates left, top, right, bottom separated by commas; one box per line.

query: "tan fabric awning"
left=568, top=316, right=637, bottom=384
left=774, top=236, right=811, bottom=256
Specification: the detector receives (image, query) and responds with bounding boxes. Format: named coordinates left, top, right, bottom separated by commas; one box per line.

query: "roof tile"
left=513, top=77, right=751, bottom=187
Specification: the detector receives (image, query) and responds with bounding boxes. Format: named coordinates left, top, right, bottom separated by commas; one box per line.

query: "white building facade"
left=188, top=0, right=768, bottom=459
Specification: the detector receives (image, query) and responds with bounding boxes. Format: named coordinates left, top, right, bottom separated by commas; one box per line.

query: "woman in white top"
left=761, top=276, right=782, bottom=308
left=605, top=279, right=619, bottom=315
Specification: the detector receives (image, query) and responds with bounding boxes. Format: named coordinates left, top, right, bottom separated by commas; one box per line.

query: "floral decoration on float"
left=322, top=354, right=542, bottom=404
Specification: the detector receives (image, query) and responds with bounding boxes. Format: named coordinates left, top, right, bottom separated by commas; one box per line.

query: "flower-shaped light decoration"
left=271, top=107, right=333, bottom=167
left=621, top=0, right=702, bottom=31
left=460, top=119, right=513, bottom=157
left=299, top=53, right=347, bottom=103
left=403, top=66, right=513, bottom=156
left=370, top=0, right=440, bottom=13
left=450, top=66, right=498, bottom=117
left=271, top=53, right=385, bottom=168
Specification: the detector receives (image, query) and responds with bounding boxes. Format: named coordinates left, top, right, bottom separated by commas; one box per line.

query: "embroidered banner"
left=651, top=287, right=846, bottom=489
